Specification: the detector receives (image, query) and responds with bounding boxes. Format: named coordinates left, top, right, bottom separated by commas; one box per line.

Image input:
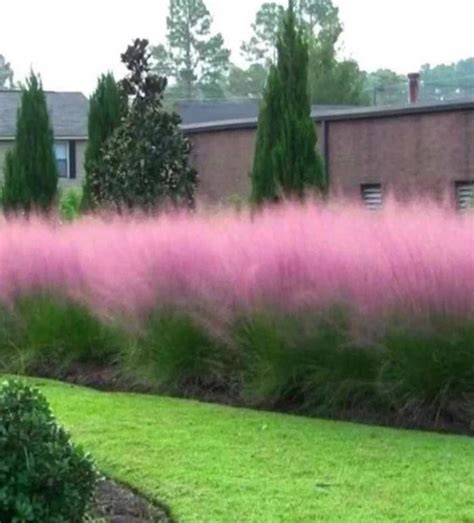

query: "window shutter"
left=455, top=181, right=474, bottom=211
left=69, top=141, right=77, bottom=179
left=361, top=183, right=383, bottom=211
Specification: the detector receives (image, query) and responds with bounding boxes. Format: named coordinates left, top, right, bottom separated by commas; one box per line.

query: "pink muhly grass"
left=0, top=200, right=472, bottom=325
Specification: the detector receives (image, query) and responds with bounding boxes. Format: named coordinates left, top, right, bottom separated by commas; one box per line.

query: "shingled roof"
left=0, top=90, right=88, bottom=139
left=175, top=99, right=354, bottom=125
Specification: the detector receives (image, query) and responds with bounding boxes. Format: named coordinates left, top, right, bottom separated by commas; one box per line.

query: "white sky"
left=1, top=0, right=473, bottom=95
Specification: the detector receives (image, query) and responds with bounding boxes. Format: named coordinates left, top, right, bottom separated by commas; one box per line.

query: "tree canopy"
left=0, top=54, right=14, bottom=89
left=152, top=0, right=230, bottom=100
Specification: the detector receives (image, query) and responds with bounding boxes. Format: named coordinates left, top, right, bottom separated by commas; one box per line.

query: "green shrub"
left=236, top=308, right=380, bottom=413
left=123, top=310, right=226, bottom=393
left=0, top=294, right=118, bottom=374
left=378, top=317, right=474, bottom=424
left=0, top=380, right=98, bottom=522
left=59, top=187, right=83, bottom=221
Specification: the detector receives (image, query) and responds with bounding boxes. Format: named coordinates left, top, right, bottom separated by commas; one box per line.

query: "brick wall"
left=188, top=108, right=474, bottom=204
left=190, top=128, right=256, bottom=204
left=327, top=110, right=474, bottom=201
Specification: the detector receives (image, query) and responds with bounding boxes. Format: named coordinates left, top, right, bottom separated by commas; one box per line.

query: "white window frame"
left=54, top=141, right=70, bottom=179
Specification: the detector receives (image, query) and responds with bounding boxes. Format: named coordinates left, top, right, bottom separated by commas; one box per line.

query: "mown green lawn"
left=15, top=377, right=474, bottom=522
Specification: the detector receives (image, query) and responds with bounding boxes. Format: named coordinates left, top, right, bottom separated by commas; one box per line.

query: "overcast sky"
left=1, top=0, right=473, bottom=95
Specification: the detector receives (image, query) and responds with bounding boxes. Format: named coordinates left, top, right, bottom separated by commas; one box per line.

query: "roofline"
left=0, top=136, right=88, bottom=141
left=0, top=89, right=87, bottom=95
left=181, top=98, right=474, bottom=134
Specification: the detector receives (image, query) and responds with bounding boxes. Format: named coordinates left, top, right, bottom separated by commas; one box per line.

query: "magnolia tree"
left=88, top=39, right=197, bottom=212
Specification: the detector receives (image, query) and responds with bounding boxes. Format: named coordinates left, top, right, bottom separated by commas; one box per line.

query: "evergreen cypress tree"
left=251, top=0, right=325, bottom=204
left=82, top=73, right=125, bottom=210
left=2, top=73, right=58, bottom=212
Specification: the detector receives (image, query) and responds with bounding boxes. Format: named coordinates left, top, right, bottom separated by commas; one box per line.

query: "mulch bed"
left=92, top=479, right=171, bottom=523
left=36, top=362, right=474, bottom=436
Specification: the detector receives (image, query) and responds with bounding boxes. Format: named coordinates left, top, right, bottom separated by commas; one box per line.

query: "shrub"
left=0, top=380, right=98, bottom=522
left=59, top=187, right=83, bottom=221
left=236, top=308, right=380, bottom=413
left=123, top=309, right=227, bottom=393
left=0, top=294, right=118, bottom=374
left=378, top=317, right=474, bottom=425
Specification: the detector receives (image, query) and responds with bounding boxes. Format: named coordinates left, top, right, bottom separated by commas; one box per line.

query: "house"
left=0, top=90, right=88, bottom=185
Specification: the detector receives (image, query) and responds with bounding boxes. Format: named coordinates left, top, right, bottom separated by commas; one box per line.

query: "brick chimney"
left=408, top=72, right=420, bottom=104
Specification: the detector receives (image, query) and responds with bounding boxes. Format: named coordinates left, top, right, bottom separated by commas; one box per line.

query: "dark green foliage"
left=379, top=318, right=474, bottom=424
left=0, top=292, right=472, bottom=431
left=82, top=73, right=125, bottom=210
left=252, top=1, right=325, bottom=203
left=0, top=380, right=97, bottom=522
left=2, top=73, right=58, bottom=212
left=122, top=310, right=227, bottom=393
left=236, top=308, right=379, bottom=413
left=0, top=294, right=118, bottom=374
left=152, top=0, right=230, bottom=100
left=89, top=39, right=197, bottom=211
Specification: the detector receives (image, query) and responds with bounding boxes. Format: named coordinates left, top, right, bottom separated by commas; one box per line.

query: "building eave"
left=181, top=98, right=474, bottom=134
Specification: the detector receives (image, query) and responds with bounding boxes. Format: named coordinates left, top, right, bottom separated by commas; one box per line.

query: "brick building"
left=182, top=98, right=474, bottom=210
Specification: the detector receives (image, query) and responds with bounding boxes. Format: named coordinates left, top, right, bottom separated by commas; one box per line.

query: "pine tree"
left=82, top=73, right=125, bottom=209
left=2, top=73, right=58, bottom=212
left=252, top=0, right=325, bottom=204
left=152, top=0, right=230, bottom=100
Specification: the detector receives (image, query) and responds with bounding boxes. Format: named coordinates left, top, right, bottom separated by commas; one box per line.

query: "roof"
left=0, top=90, right=88, bottom=139
left=181, top=98, right=474, bottom=134
left=175, top=99, right=354, bottom=126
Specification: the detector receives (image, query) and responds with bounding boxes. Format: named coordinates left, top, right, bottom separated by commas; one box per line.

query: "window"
left=455, top=181, right=474, bottom=211
left=54, top=142, right=69, bottom=178
left=361, top=183, right=383, bottom=211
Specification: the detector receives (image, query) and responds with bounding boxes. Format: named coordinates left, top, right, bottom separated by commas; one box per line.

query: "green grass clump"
left=379, top=317, right=474, bottom=424
left=0, top=295, right=472, bottom=430
left=15, top=377, right=474, bottom=523
left=122, top=309, right=228, bottom=393
left=236, top=309, right=381, bottom=413
left=0, top=294, right=118, bottom=374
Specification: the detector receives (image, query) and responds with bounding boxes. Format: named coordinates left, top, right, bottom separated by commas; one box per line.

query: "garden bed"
left=93, top=479, right=170, bottom=523
left=0, top=202, right=473, bottom=435
left=34, top=361, right=474, bottom=436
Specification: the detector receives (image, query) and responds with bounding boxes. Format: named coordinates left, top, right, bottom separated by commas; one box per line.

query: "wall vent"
left=361, top=183, right=383, bottom=210
left=455, top=181, right=474, bottom=211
